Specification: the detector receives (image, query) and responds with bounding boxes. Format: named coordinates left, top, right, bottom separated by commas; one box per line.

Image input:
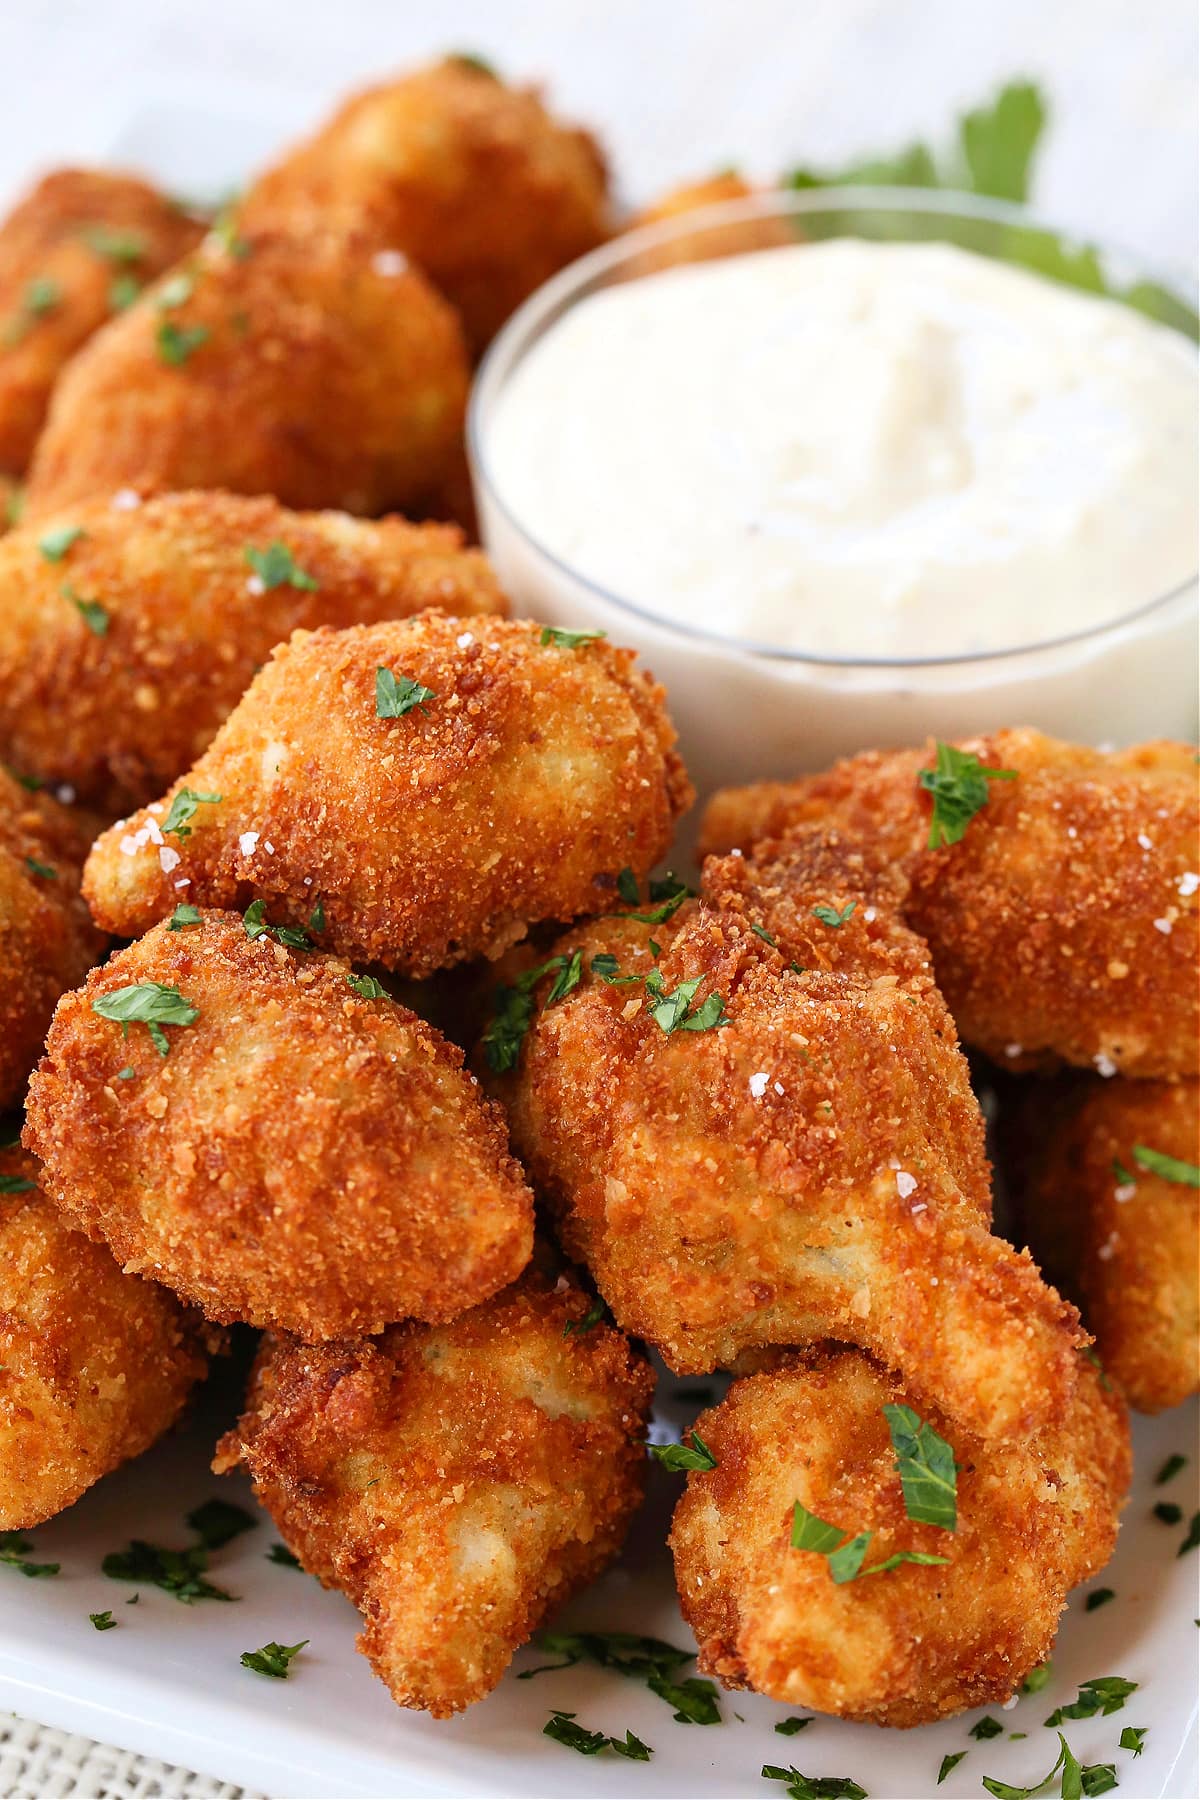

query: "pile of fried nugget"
left=0, top=49, right=1196, bottom=1741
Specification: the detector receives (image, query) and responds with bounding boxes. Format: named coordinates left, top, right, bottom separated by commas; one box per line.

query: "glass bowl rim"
left=468, top=185, right=1199, bottom=672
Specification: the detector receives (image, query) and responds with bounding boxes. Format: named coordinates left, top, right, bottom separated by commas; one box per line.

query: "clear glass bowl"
left=469, top=190, right=1199, bottom=806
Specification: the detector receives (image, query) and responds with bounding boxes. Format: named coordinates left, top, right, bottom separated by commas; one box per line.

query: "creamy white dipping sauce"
left=487, top=240, right=1198, bottom=660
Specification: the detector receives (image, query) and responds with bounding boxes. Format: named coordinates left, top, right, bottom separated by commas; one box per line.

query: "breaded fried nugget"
left=0, top=1145, right=215, bottom=1528
left=670, top=1346, right=1129, bottom=1725
left=498, top=831, right=1084, bottom=1440
left=0, top=168, right=202, bottom=477
left=24, top=225, right=468, bottom=521
left=0, top=490, right=507, bottom=809
left=243, top=56, right=611, bottom=355
left=24, top=910, right=533, bottom=1336
left=82, top=616, right=692, bottom=976
left=700, top=731, right=1200, bottom=1079
left=627, top=172, right=793, bottom=270
left=1004, top=1076, right=1199, bottom=1413
left=213, top=1266, right=654, bottom=1716
left=0, top=767, right=106, bottom=1109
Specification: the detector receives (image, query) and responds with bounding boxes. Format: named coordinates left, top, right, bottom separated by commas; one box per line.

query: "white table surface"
left=1, top=1, right=1196, bottom=1795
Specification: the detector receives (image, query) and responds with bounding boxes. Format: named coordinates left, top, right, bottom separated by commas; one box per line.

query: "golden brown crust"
left=670, top=1346, right=1130, bottom=1725
left=82, top=615, right=693, bottom=975
left=1004, top=1076, right=1199, bottom=1413
left=497, top=832, right=1085, bottom=1440
left=0, top=1145, right=214, bottom=1529
left=24, top=224, right=469, bottom=521
left=0, top=168, right=203, bottom=476
left=627, top=173, right=793, bottom=271
left=0, top=490, right=507, bottom=809
left=243, top=56, right=612, bottom=355
left=23, top=910, right=534, bottom=1336
left=214, top=1265, right=654, bottom=1716
left=700, top=731, right=1200, bottom=1079
left=0, top=766, right=107, bottom=1109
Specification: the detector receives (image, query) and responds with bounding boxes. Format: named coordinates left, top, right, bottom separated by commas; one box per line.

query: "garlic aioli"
left=487, top=240, right=1198, bottom=659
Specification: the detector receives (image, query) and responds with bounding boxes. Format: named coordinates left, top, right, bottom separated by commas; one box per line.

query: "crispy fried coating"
left=700, top=731, right=1200, bottom=1079
left=670, top=1346, right=1130, bottom=1725
left=0, top=168, right=203, bottom=477
left=0, top=490, right=507, bottom=809
left=242, top=56, right=611, bottom=355
left=24, top=224, right=468, bottom=521
left=498, top=831, right=1084, bottom=1440
left=24, top=910, right=533, bottom=1336
left=82, top=615, right=692, bottom=976
left=213, top=1265, right=654, bottom=1716
left=627, top=173, right=793, bottom=271
left=0, top=1145, right=215, bottom=1529
left=0, top=766, right=106, bottom=1109
left=1004, top=1076, right=1199, bottom=1413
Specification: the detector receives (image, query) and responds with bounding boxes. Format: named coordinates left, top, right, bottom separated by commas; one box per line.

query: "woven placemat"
left=0, top=1715, right=257, bottom=1800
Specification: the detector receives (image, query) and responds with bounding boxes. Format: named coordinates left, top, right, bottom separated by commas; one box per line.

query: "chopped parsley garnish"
left=1180, top=1512, right=1200, bottom=1556
left=308, top=896, right=326, bottom=934
left=0, top=1173, right=36, bottom=1193
left=24, top=276, right=62, bottom=317
left=918, top=742, right=1017, bottom=848
left=102, top=1536, right=235, bottom=1603
left=1044, top=1675, right=1137, bottom=1725
left=970, top=1716, right=1004, bottom=1740
left=375, top=667, right=436, bottom=718
left=24, top=856, right=56, bottom=879
left=751, top=922, right=777, bottom=946
left=518, top=1629, right=719, bottom=1722
left=346, top=973, right=388, bottom=1000
left=241, top=1638, right=307, bottom=1679
left=590, top=952, right=641, bottom=986
left=448, top=50, right=498, bottom=77
left=883, top=1403, right=958, bottom=1531
left=108, top=273, right=141, bottom=312
left=155, top=318, right=209, bottom=364
left=562, top=1297, right=606, bottom=1338
left=244, top=542, right=319, bottom=592
left=168, top=903, right=202, bottom=930
left=1119, top=1727, right=1146, bottom=1755
left=1153, top=1502, right=1182, bottom=1526
left=91, top=981, right=199, bottom=1057
left=38, top=524, right=84, bottom=561
left=1131, top=1144, right=1200, bottom=1187
left=617, top=867, right=640, bottom=905
left=1155, top=1453, right=1187, bottom=1485
left=162, top=785, right=221, bottom=838
left=762, top=1764, right=867, bottom=1799
left=242, top=900, right=313, bottom=951
left=187, top=1498, right=257, bottom=1550
left=648, top=1673, right=722, bottom=1725
left=775, top=1717, right=814, bottom=1736
left=212, top=207, right=251, bottom=260
left=63, top=584, right=109, bottom=635
left=482, top=952, right=583, bottom=1072
left=790, top=1500, right=948, bottom=1584
left=982, top=1731, right=1110, bottom=1800
left=82, top=226, right=147, bottom=264
left=0, top=1531, right=59, bottom=1578
left=89, top=1610, right=117, bottom=1630
left=938, top=1752, right=967, bottom=1783
left=116, top=1066, right=135, bottom=1080
left=644, top=969, right=729, bottom=1034
left=542, top=1711, right=651, bottom=1758
left=1085, top=1588, right=1115, bottom=1611
left=267, top=1543, right=301, bottom=1568
left=812, top=900, right=856, bottom=928
left=1021, top=1662, right=1052, bottom=1695
left=1077, top=1345, right=1112, bottom=1390
left=621, top=872, right=695, bottom=925
left=649, top=1430, right=718, bottom=1472
left=539, top=625, right=606, bottom=648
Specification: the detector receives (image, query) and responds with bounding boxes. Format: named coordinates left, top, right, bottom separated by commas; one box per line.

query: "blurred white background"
left=0, top=0, right=1195, bottom=270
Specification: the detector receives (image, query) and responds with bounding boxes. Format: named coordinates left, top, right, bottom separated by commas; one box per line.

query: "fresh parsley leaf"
left=161, top=785, right=221, bottom=838
left=24, top=856, right=56, bottom=879
left=168, top=903, right=202, bottom=930
left=1153, top=1502, right=1183, bottom=1526
left=647, top=1671, right=721, bottom=1724
left=591, top=952, right=640, bottom=985
left=308, top=896, right=326, bottom=934
left=155, top=319, right=209, bottom=365
left=562, top=1297, right=606, bottom=1338
left=776, top=1717, right=814, bottom=1736
left=240, top=1638, right=307, bottom=1679
left=1155, top=1453, right=1187, bottom=1485
left=1079, top=1763, right=1118, bottom=1797
left=761, top=1764, right=868, bottom=1799
left=481, top=953, right=583, bottom=1071
left=812, top=900, right=856, bottom=928
left=267, top=1543, right=302, bottom=1568
left=792, top=1501, right=855, bottom=1556
left=543, top=1711, right=611, bottom=1755
left=644, top=969, right=729, bottom=1034
left=616, top=867, right=640, bottom=905
left=186, top=1498, right=257, bottom=1551
left=751, top=922, right=778, bottom=946
left=63, top=584, right=109, bottom=635
left=791, top=1500, right=947, bottom=1585
left=1118, top=1726, right=1145, bottom=1755
left=89, top=1610, right=116, bottom=1630
left=883, top=1403, right=958, bottom=1531
left=1180, top=1512, right=1200, bottom=1556
left=82, top=226, right=146, bottom=265
left=1044, top=1675, right=1137, bottom=1726
left=375, top=667, right=435, bottom=718
left=938, top=1752, right=967, bottom=1783
left=539, top=625, right=606, bottom=648
left=1084, top=1588, right=1115, bottom=1612
left=116, top=1066, right=135, bottom=1080
left=919, top=742, right=1017, bottom=847
left=981, top=1731, right=1074, bottom=1800
left=610, top=1729, right=652, bottom=1761
left=1020, top=1662, right=1053, bottom=1695
left=346, top=973, right=388, bottom=1000
left=244, top=542, right=319, bottom=592
left=970, top=1717, right=1004, bottom=1740
left=959, top=81, right=1046, bottom=202
left=448, top=50, right=498, bottom=77
left=108, top=273, right=141, bottom=312
left=0, top=1173, right=36, bottom=1194
left=519, top=1630, right=708, bottom=1724
left=242, top=900, right=313, bottom=952
left=622, top=873, right=694, bottom=925
left=1131, top=1144, right=1200, bottom=1187
left=649, top=1430, right=718, bottom=1473
left=102, top=1537, right=234, bottom=1604
left=38, top=524, right=84, bottom=561
left=0, top=1531, right=59, bottom=1578
left=24, top=276, right=61, bottom=316
left=545, top=948, right=584, bottom=1006
left=92, top=981, right=199, bottom=1056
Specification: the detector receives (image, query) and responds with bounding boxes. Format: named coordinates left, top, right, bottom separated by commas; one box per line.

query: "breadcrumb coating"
left=0, top=765, right=106, bottom=1109
left=214, top=1265, right=654, bottom=1716
left=243, top=56, right=611, bottom=355
left=700, top=731, right=1200, bottom=1078
left=0, top=490, right=507, bottom=809
left=24, top=910, right=534, bottom=1336
left=1004, top=1075, right=1199, bottom=1413
left=627, top=172, right=793, bottom=270
left=82, top=614, right=692, bottom=976
left=498, top=831, right=1085, bottom=1440
left=0, top=1145, right=215, bottom=1529
left=670, top=1347, right=1130, bottom=1726
left=0, top=168, right=202, bottom=477
left=24, top=224, right=468, bottom=521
